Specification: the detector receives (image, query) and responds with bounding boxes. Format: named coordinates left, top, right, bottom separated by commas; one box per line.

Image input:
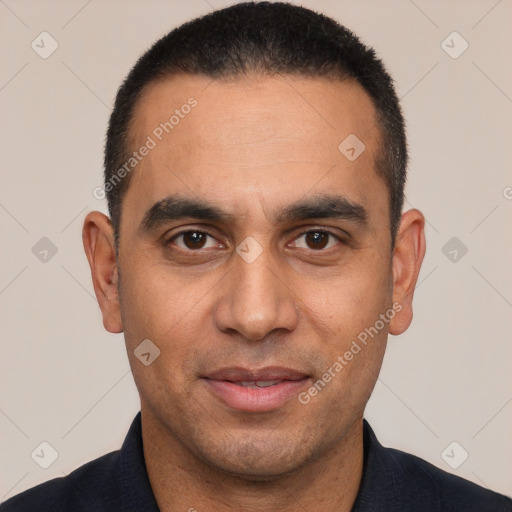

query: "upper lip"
left=203, top=366, right=309, bottom=382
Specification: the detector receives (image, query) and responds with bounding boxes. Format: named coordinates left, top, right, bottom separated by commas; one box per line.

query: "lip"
left=202, top=366, right=310, bottom=412
left=204, top=366, right=309, bottom=382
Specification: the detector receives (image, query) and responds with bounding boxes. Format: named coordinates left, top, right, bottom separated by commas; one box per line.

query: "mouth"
left=232, top=380, right=285, bottom=389
left=201, top=366, right=311, bottom=412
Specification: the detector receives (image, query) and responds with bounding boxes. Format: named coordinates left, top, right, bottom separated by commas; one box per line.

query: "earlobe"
left=389, top=209, right=426, bottom=336
left=82, top=212, right=124, bottom=333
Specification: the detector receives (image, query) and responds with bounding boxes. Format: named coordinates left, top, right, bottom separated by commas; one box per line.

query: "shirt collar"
left=119, top=412, right=160, bottom=511
left=118, top=414, right=434, bottom=511
left=351, top=420, right=438, bottom=511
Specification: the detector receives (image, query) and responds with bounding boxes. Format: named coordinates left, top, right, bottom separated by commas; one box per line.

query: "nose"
left=214, top=246, right=299, bottom=341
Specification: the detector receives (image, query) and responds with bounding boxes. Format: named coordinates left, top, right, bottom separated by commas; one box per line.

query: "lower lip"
left=202, top=378, right=310, bottom=412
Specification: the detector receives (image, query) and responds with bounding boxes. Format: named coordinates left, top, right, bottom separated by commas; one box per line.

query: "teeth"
left=238, top=380, right=281, bottom=388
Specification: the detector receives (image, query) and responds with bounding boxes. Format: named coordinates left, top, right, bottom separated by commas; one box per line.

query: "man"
left=2, top=2, right=510, bottom=511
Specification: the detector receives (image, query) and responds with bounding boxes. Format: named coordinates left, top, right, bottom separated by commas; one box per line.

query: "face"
left=84, top=73, right=425, bottom=479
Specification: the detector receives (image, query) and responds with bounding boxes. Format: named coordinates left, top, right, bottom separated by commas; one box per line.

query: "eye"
left=291, top=230, right=340, bottom=250
left=171, top=231, right=221, bottom=250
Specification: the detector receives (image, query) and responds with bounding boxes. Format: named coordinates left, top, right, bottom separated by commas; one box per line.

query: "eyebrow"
left=140, top=196, right=234, bottom=232
left=275, top=194, right=368, bottom=226
left=139, top=194, right=368, bottom=233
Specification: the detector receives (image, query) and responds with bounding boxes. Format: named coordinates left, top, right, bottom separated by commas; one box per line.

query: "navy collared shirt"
left=2, top=413, right=511, bottom=511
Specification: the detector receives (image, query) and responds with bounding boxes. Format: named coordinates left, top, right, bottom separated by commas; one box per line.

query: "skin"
left=83, top=74, right=425, bottom=511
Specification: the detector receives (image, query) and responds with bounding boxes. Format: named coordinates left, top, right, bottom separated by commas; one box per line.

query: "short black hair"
left=105, top=1, right=407, bottom=247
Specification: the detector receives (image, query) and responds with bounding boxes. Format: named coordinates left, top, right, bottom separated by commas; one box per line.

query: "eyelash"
left=165, top=228, right=345, bottom=252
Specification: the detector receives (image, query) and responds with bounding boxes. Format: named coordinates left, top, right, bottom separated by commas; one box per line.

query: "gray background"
left=1, top=0, right=511, bottom=500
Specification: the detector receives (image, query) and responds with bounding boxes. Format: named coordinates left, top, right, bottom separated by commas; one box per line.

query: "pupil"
left=306, top=231, right=328, bottom=249
left=184, top=232, right=205, bottom=249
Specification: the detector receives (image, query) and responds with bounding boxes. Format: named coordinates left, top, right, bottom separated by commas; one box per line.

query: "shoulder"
left=0, top=450, right=120, bottom=512
left=1, top=413, right=158, bottom=512
left=357, top=421, right=512, bottom=512
left=379, top=444, right=512, bottom=511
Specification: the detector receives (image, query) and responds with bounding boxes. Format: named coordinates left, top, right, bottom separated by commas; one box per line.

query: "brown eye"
left=305, top=231, right=329, bottom=249
left=291, top=230, right=339, bottom=251
left=172, top=231, right=218, bottom=250
left=183, top=231, right=206, bottom=249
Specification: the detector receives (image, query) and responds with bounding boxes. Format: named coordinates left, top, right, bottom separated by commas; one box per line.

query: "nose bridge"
left=214, top=243, right=298, bottom=340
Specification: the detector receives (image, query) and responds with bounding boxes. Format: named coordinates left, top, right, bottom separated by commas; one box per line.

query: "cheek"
left=300, top=268, right=391, bottom=420
left=298, top=253, right=392, bottom=338
left=119, top=256, right=202, bottom=342
left=118, top=265, right=197, bottom=405
left=118, top=257, right=216, bottom=383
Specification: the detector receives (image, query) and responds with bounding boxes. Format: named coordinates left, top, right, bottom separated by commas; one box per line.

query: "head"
left=84, top=2, right=425, bottom=480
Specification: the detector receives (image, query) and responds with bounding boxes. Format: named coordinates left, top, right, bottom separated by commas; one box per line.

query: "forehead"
left=123, top=73, right=386, bottom=227
left=133, top=73, right=378, bottom=151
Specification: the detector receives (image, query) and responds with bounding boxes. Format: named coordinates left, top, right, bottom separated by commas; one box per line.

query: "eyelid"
left=288, top=225, right=348, bottom=242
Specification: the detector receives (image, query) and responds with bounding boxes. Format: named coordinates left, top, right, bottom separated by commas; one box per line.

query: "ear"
left=389, top=209, right=426, bottom=336
left=82, top=211, right=123, bottom=333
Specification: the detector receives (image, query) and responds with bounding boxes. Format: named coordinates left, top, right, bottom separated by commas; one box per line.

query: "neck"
left=142, top=408, right=364, bottom=512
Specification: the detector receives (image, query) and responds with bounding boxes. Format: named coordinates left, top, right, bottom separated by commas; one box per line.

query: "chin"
left=193, top=433, right=315, bottom=481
